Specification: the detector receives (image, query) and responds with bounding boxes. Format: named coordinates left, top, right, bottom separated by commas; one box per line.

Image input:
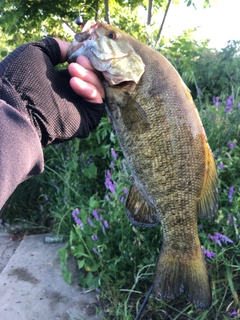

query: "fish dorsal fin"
left=197, top=144, right=218, bottom=219
left=126, top=183, right=160, bottom=227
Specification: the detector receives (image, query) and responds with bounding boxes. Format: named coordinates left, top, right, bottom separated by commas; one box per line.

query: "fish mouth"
left=67, top=21, right=100, bottom=61
left=67, top=20, right=145, bottom=86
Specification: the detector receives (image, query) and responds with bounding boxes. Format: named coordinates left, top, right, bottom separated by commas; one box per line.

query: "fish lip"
left=67, top=22, right=100, bottom=62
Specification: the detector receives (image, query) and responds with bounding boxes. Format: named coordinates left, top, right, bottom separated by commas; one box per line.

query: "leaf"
left=83, top=162, right=97, bottom=179
left=85, top=272, right=94, bottom=287
left=80, top=208, right=87, bottom=223
left=77, top=259, right=85, bottom=269
left=0, top=50, right=8, bottom=58
left=58, top=247, right=68, bottom=268
left=89, top=195, right=100, bottom=209
left=69, top=230, right=75, bottom=245
left=62, top=265, right=72, bottom=284
left=88, top=263, right=100, bottom=272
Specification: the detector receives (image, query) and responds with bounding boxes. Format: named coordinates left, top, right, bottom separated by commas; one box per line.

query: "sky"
left=160, top=0, right=239, bottom=49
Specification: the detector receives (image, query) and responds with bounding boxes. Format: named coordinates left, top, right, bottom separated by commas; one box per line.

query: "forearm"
left=0, top=100, right=44, bottom=210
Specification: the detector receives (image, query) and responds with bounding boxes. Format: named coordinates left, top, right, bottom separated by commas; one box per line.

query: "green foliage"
left=1, top=0, right=240, bottom=318
left=55, top=95, right=240, bottom=319
left=163, top=34, right=240, bottom=101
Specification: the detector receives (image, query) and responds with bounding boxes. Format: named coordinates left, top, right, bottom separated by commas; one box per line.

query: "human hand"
left=55, top=39, right=105, bottom=104
left=0, top=37, right=105, bottom=146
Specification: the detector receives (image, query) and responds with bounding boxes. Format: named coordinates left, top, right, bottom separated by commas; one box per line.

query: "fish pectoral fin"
left=197, top=145, right=218, bottom=219
left=126, top=183, right=160, bottom=227
left=120, top=94, right=150, bottom=131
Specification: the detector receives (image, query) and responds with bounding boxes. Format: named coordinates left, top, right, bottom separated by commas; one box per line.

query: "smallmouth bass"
left=68, top=21, right=218, bottom=309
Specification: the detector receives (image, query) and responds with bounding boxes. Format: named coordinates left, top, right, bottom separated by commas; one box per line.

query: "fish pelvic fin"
left=198, top=142, right=218, bottom=219
left=126, top=183, right=160, bottom=227
left=153, top=247, right=212, bottom=309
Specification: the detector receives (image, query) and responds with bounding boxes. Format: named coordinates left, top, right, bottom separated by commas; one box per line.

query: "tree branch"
left=147, top=0, right=154, bottom=25
left=155, top=0, right=172, bottom=48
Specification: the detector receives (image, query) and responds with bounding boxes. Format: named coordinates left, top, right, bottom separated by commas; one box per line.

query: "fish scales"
left=67, top=21, right=218, bottom=309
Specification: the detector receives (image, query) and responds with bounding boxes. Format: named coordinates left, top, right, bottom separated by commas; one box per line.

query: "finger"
left=68, top=62, right=105, bottom=99
left=69, top=77, right=103, bottom=104
left=54, top=38, right=71, bottom=63
left=76, top=55, right=98, bottom=72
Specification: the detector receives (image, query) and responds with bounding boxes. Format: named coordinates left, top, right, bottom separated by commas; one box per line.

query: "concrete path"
left=0, top=230, right=104, bottom=320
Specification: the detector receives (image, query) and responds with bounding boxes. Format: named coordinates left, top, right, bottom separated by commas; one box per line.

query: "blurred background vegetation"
left=1, top=0, right=240, bottom=319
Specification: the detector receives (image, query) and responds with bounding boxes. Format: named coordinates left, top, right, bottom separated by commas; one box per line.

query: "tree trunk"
left=155, top=0, right=172, bottom=47
left=147, top=0, right=154, bottom=25
left=104, top=0, right=110, bottom=24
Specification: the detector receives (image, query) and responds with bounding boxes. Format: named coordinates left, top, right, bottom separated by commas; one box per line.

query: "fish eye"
left=108, top=32, right=117, bottom=40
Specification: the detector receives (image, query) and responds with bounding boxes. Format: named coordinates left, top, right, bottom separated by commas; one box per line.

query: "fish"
left=67, top=20, right=218, bottom=309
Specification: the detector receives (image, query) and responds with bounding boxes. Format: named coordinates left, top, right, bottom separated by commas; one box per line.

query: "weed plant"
left=1, top=47, right=240, bottom=320
left=1, top=94, right=240, bottom=319
left=58, top=94, right=240, bottom=319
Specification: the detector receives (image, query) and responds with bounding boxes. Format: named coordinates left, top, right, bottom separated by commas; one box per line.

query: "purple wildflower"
left=105, top=179, right=116, bottom=194
left=102, top=225, right=106, bottom=236
left=106, top=170, right=112, bottom=180
left=87, top=217, right=94, bottom=227
left=105, top=194, right=110, bottom=201
left=99, top=215, right=103, bottom=221
left=91, top=234, right=98, bottom=241
left=197, top=88, right=202, bottom=95
left=218, top=162, right=224, bottom=170
left=225, top=95, right=233, bottom=113
left=72, top=208, right=78, bottom=221
left=238, top=103, right=240, bottom=109
left=120, top=196, right=125, bottom=203
left=228, top=141, right=235, bottom=149
left=93, top=247, right=100, bottom=254
left=213, top=96, right=221, bottom=107
left=110, top=161, right=115, bottom=169
left=72, top=208, right=84, bottom=229
left=105, top=170, right=116, bottom=193
left=76, top=218, right=84, bottom=229
left=111, top=148, right=117, bottom=161
left=228, top=186, right=234, bottom=202
left=202, top=247, right=216, bottom=259
left=93, top=210, right=99, bottom=220
left=122, top=160, right=127, bottom=173
left=208, top=232, right=233, bottom=246
left=208, top=234, right=221, bottom=246
left=123, top=188, right=128, bottom=194
left=104, top=220, right=109, bottom=228
left=229, top=310, right=239, bottom=317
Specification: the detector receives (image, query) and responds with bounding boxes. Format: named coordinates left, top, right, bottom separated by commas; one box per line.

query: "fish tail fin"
left=153, top=247, right=211, bottom=309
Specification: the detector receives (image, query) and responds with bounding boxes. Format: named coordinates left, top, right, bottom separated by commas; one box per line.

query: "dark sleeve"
left=0, top=99, right=44, bottom=210
left=0, top=37, right=105, bottom=147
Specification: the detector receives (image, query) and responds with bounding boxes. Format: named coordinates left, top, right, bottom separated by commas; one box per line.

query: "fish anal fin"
left=126, top=183, right=160, bottom=227
left=198, top=143, right=218, bottom=219
left=153, top=247, right=212, bottom=309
